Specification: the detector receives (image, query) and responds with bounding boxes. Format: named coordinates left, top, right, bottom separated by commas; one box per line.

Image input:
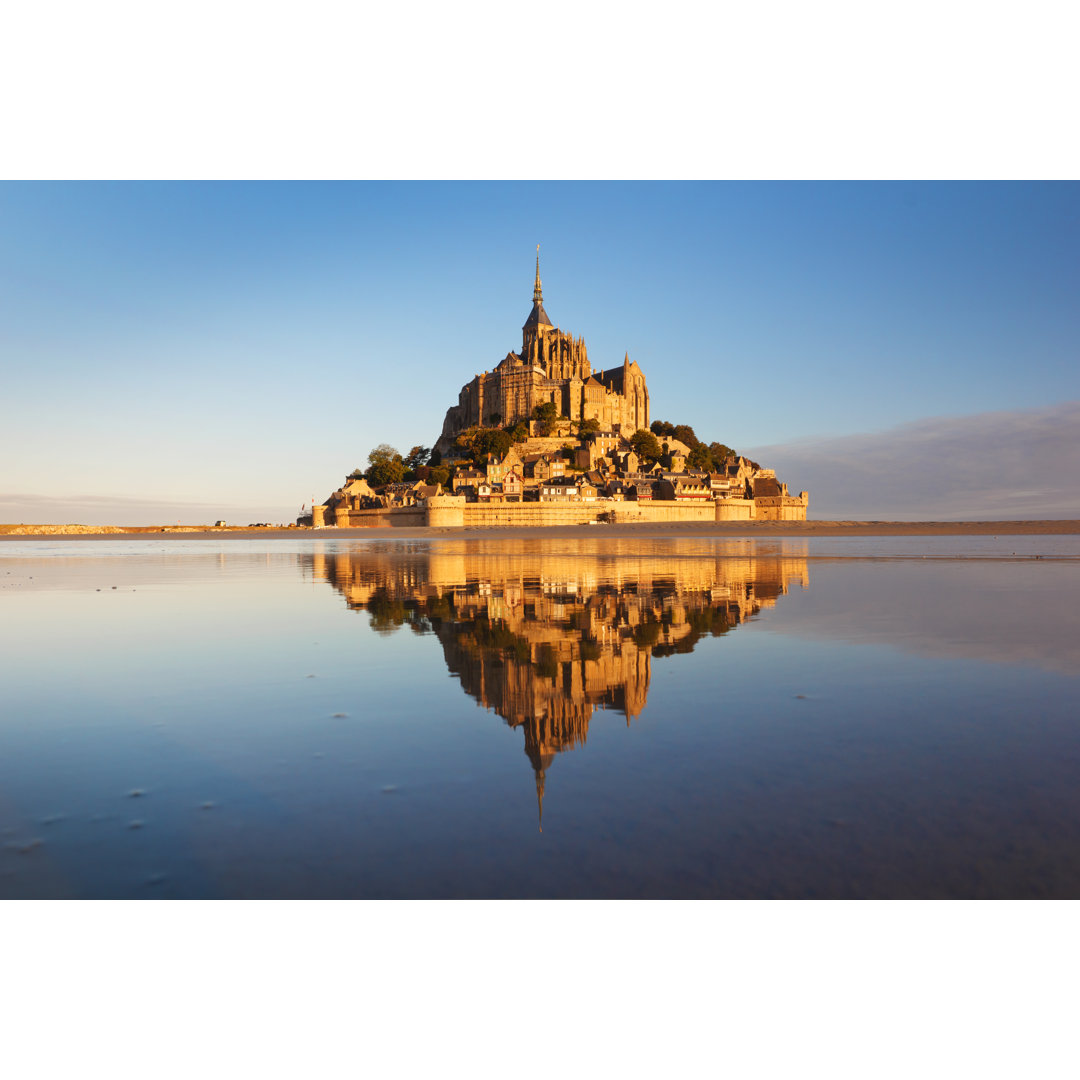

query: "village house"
left=486, top=446, right=524, bottom=485
left=576, top=477, right=599, bottom=501
left=452, top=467, right=487, bottom=493
left=748, top=474, right=798, bottom=500
left=539, top=477, right=576, bottom=502
left=502, top=469, right=523, bottom=501
left=575, top=430, right=622, bottom=470
left=521, top=452, right=565, bottom=482
left=335, top=475, right=379, bottom=509
left=539, top=476, right=595, bottom=503
left=708, top=473, right=733, bottom=497
left=656, top=476, right=712, bottom=501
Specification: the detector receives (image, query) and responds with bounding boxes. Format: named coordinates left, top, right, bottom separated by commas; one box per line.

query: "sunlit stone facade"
left=437, top=252, right=649, bottom=453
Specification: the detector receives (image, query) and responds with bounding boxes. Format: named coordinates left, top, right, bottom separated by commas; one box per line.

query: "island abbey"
left=309, top=252, right=808, bottom=527
left=436, top=250, right=649, bottom=451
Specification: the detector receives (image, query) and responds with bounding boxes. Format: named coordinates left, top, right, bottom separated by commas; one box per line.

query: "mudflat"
left=2, top=519, right=1080, bottom=541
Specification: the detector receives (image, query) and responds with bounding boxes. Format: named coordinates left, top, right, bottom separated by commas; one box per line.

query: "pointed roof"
left=522, top=246, right=554, bottom=332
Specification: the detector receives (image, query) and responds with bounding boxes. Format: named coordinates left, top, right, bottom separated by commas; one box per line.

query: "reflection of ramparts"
left=307, top=539, right=808, bottom=827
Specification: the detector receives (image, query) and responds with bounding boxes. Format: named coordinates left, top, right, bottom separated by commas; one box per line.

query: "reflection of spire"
left=526, top=744, right=555, bottom=833
left=534, top=244, right=542, bottom=303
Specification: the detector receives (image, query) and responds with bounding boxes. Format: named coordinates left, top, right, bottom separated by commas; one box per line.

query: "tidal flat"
left=2, top=531, right=1079, bottom=899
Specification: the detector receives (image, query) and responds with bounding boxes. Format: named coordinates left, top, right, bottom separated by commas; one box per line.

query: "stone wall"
left=715, top=498, right=756, bottom=521
left=754, top=494, right=810, bottom=521
left=327, top=506, right=428, bottom=528
left=314, top=494, right=802, bottom=530
left=433, top=498, right=759, bottom=527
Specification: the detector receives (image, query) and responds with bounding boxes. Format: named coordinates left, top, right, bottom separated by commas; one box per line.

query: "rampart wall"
left=314, top=494, right=804, bottom=529
left=754, top=494, right=811, bottom=522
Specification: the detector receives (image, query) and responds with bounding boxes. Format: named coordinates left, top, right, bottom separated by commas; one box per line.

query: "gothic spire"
left=522, top=246, right=554, bottom=335
left=533, top=244, right=543, bottom=304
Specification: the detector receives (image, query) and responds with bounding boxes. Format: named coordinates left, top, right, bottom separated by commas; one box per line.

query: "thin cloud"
left=0, top=493, right=296, bottom=527
left=747, top=401, right=1080, bottom=520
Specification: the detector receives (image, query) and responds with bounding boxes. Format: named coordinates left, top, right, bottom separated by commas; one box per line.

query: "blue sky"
left=2, top=181, right=1078, bottom=522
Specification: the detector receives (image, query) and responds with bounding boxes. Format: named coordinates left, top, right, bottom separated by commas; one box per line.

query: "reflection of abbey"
left=437, top=252, right=650, bottom=443
left=308, top=253, right=808, bottom=528
left=309, top=540, right=808, bottom=827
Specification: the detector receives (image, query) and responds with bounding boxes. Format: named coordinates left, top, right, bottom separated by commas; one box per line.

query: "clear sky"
left=2, top=181, right=1078, bottom=522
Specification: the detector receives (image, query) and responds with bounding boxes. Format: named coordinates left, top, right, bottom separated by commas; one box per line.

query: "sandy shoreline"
left=2, top=520, right=1079, bottom=541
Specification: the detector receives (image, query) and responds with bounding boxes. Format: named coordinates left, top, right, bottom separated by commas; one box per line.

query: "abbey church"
left=436, top=252, right=649, bottom=452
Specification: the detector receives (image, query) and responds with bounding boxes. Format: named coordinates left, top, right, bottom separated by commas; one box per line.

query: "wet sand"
left=3, top=520, right=1080, bottom=541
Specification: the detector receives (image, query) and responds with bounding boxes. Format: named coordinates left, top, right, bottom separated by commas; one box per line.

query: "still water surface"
left=2, top=535, right=1079, bottom=898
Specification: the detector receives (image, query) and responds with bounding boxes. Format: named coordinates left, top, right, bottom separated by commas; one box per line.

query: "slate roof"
left=596, top=366, right=625, bottom=392
left=522, top=300, right=554, bottom=332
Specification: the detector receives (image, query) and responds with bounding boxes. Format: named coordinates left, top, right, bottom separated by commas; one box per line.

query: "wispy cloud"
left=746, top=401, right=1080, bottom=520
left=0, top=493, right=297, bottom=527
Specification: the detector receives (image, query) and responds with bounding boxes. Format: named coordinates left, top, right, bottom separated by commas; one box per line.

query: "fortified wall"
left=313, top=492, right=808, bottom=529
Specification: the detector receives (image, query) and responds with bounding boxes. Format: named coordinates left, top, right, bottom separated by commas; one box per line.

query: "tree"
left=672, top=424, right=699, bottom=450
left=479, top=428, right=513, bottom=461
left=427, top=465, right=451, bottom=488
left=453, top=426, right=512, bottom=463
left=368, top=443, right=399, bottom=466
left=452, top=428, right=481, bottom=461
left=708, top=441, right=735, bottom=464
left=578, top=417, right=600, bottom=434
left=531, top=400, right=558, bottom=435
left=404, top=445, right=431, bottom=472
left=651, top=419, right=675, bottom=438
left=688, top=443, right=714, bottom=471
left=630, top=429, right=662, bottom=464
left=365, top=443, right=405, bottom=487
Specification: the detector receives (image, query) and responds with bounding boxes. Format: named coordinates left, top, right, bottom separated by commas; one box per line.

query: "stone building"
left=436, top=251, right=649, bottom=453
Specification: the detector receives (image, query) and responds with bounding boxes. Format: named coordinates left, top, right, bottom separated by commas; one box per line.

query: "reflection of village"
left=308, top=541, right=808, bottom=827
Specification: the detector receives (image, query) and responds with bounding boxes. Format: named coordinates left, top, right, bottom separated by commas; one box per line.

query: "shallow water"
left=2, top=535, right=1079, bottom=898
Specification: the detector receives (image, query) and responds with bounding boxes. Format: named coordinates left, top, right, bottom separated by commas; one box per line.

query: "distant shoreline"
left=3, top=520, right=1080, bottom=541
